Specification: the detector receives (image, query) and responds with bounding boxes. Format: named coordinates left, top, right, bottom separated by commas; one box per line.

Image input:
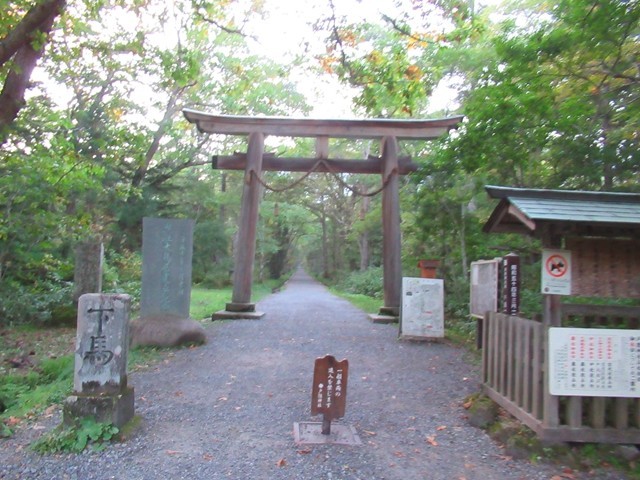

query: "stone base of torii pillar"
left=212, top=302, right=265, bottom=320
left=368, top=306, right=399, bottom=324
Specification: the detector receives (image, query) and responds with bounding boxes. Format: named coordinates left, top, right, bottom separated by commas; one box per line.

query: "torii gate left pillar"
left=225, top=132, right=266, bottom=318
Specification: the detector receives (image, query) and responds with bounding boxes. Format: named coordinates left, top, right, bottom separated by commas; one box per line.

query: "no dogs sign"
left=541, top=249, right=572, bottom=295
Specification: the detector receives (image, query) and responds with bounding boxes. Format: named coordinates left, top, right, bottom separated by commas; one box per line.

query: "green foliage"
left=0, top=355, right=73, bottom=423
left=447, top=0, right=640, bottom=190
left=190, top=286, right=233, bottom=320
left=338, top=267, right=383, bottom=299
left=103, top=251, right=142, bottom=301
left=190, top=280, right=290, bottom=320
left=32, top=417, right=119, bottom=454
left=0, top=278, right=74, bottom=326
left=328, top=288, right=381, bottom=314
left=192, top=219, right=231, bottom=288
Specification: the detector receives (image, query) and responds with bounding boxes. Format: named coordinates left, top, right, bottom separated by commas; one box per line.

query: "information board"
left=470, top=259, right=499, bottom=319
left=549, top=327, right=640, bottom=397
left=400, top=277, right=444, bottom=339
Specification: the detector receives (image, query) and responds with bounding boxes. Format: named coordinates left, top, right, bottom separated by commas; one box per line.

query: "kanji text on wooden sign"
left=311, top=355, right=349, bottom=420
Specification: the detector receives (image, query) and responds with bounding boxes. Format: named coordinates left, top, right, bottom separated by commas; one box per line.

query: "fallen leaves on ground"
left=297, top=448, right=312, bottom=455
left=551, top=475, right=575, bottom=480
left=549, top=469, right=578, bottom=480
left=6, top=417, right=20, bottom=426
left=276, top=458, right=287, bottom=467
left=425, top=435, right=438, bottom=446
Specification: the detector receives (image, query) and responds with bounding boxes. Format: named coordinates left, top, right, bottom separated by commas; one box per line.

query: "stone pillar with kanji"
left=63, top=293, right=134, bottom=428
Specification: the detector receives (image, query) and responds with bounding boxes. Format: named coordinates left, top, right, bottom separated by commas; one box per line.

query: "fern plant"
left=32, top=417, right=119, bottom=454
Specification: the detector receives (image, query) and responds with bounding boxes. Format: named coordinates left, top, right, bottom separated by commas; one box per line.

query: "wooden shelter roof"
left=483, top=185, right=640, bottom=237
left=182, top=109, right=464, bottom=140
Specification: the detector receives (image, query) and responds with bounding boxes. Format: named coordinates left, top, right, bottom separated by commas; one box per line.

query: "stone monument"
left=63, top=294, right=134, bottom=428
left=130, top=217, right=206, bottom=347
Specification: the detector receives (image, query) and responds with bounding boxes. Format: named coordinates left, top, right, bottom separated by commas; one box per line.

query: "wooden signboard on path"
left=311, top=355, right=349, bottom=435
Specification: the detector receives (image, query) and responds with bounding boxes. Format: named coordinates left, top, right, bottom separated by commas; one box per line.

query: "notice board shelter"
left=481, top=185, right=640, bottom=444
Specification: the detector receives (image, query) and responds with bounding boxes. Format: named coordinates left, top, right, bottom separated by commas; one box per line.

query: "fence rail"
left=482, top=307, right=640, bottom=444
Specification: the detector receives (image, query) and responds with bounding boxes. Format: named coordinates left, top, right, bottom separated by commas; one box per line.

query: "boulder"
left=130, top=314, right=206, bottom=348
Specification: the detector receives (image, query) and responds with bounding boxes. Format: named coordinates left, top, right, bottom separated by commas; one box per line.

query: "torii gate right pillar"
left=378, top=136, right=402, bottom=319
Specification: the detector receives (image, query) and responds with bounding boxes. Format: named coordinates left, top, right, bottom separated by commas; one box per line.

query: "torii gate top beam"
left=183, top=109, right=464, bottom=140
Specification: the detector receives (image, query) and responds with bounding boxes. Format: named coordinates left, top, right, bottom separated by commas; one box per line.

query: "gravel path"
left=0, top=270, right=626, bottom=479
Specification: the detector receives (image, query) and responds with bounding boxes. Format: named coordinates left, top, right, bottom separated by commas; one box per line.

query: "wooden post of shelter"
left=541, top=226, right=562, bottom=430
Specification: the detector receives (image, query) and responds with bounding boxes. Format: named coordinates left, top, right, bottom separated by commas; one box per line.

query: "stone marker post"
left=64, top=293, right=134, bottom=428
left=72, top=240, right=104, bottom=302
left=311, top=355, right=349, bottom=435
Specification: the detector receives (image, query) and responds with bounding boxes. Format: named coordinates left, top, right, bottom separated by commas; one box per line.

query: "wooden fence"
left=482, top=305, right=640, bottom=444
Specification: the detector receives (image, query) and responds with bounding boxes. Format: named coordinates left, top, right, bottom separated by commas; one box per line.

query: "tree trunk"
left=321, top=213, right=329, bottom=278
left=0, top=0, right=66, bottom=142
left=460, top=202, right=468, bottom=279
left=358, top=193, right=371, bottom=271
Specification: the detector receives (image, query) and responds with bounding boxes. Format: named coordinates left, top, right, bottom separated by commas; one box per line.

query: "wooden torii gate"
left=183, top=110, right=463, bottom=320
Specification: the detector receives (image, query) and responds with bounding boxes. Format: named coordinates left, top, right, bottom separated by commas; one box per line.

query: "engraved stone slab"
left=140, top=217, right=194, bottom=318
left=73, top=294, right=131, bottom=394
left=400, top=277, right=444, bottom=340
left=293, top=422, right=362, bottom=445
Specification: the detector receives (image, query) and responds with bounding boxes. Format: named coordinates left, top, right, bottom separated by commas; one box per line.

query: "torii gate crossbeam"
left=183, top=110, right=463, bottom=321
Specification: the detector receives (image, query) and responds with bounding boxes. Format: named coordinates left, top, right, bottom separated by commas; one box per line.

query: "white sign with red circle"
left=541, top=249, right=572, bottom=295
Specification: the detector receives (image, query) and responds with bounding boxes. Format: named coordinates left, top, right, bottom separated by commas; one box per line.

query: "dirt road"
left=0, top=269, right=612, bottom=479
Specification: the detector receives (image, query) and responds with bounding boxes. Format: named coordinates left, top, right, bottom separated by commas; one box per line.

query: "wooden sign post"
left=311, top=355, right=349, bottom=435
